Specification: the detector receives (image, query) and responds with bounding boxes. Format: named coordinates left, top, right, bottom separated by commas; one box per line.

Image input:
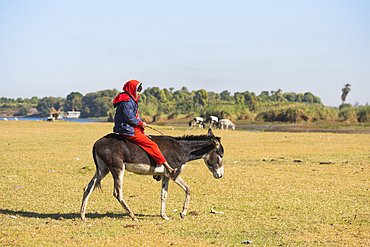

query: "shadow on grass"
left=0, top=208, right=157, bottom=220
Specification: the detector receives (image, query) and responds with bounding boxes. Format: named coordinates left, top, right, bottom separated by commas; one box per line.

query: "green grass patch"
left=1, top=121, right=370, bottom=246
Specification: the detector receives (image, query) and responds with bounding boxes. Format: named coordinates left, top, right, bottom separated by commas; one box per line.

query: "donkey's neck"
left=179, top=140, right=214, bottom=162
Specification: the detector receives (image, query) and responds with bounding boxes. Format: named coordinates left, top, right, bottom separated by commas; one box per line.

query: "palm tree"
left=276, top=89, right=282, bottom=102
left=341, top=84, right=351, bottom=103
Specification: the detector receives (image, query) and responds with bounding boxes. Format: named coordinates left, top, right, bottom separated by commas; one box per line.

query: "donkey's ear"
left=211, top=137, right=220, bottom=149
left=208, top=128, right=215, bottom=137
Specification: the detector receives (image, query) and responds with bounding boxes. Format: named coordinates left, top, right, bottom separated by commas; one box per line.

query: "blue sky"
left=0, top=0, right=369, bottom=106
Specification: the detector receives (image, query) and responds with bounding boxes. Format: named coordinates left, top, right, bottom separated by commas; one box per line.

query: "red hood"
left=113, top=80, right=142, bottom=106
left=123, top=80, right=141, bottom=102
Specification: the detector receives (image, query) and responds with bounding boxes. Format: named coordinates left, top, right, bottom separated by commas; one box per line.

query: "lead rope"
left=146, top=125, right=165, bottom=136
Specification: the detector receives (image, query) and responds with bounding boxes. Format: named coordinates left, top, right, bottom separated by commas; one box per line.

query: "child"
left=113, top=79, right=176, bottom=178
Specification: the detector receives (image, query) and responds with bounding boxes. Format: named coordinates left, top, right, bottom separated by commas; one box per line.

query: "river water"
left=0, top=117, right=106, bottom=123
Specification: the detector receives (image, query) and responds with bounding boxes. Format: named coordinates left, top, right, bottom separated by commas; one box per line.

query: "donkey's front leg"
left=112, top=168, right=138, bottom=221
left=173, top=176, right=191, bottom=219
left=160, top=176, right=170, bottom=220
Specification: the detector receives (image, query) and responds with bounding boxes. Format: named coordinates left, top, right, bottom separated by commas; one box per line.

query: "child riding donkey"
left=113, top=80, right=177, bottom=178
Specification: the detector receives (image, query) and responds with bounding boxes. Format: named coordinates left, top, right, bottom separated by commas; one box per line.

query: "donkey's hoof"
left=161, top=214, right=170, bottom=220
left=132, top=217, right=139, bottom=222
left=180, top=212, right=186, bottom=219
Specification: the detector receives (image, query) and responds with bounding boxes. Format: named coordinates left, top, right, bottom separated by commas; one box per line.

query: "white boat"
left=66, top=110, right=81, bottom=118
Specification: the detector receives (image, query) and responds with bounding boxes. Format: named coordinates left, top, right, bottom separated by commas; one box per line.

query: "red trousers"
left=121, top=127, right=167, bottom=164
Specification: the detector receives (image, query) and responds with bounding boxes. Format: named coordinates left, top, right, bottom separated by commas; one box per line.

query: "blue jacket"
left=113, top=92, right=143, bottom=136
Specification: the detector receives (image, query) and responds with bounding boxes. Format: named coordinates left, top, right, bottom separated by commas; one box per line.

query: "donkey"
left=219, top=119, right=235, bottom=130
left=80, top=129, right=224, bottom=221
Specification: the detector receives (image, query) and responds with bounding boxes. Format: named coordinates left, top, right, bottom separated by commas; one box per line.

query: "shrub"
left=237, top=108, right=255, bottom=120
left=356, top=106, right=370, bottom=122
left=339, top=107, right=357, bottom=123
left=17, top=107, right=29, bottom=116
left=339, top=103, right=352, bottom=111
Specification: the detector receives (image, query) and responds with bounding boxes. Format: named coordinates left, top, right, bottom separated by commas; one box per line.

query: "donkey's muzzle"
left=213, top=166, right=224, bottom=179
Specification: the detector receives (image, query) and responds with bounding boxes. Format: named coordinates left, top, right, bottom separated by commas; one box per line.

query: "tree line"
left=0, top=87, right=321, bottom=117
left=1, top=87, right=369, bottom=123
left=1, top=89, right=119, bottom=118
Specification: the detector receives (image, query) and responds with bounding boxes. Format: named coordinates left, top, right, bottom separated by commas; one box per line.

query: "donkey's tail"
left=92, top=144, right=103, bottom=193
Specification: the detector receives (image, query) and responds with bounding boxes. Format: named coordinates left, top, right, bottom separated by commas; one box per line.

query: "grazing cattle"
left=208, top=116, right=219, bottom=129
left=80, top=129, right=224, bottom=221
left=219, top=119, right=235, bottom=130
left=189, top=117, right=205, bottom=130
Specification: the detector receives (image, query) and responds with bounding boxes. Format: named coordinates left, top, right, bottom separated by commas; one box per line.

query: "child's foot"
left=167, top=168, right=178, bottom=179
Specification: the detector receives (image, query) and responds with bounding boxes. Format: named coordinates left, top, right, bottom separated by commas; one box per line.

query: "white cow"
left=189, top=117, right=205, bottom=130
left=208, top=116, right=219, bottom=129
left=219, top=119, right=235, bottom=130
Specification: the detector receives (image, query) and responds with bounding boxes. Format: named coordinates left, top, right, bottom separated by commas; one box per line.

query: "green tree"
left=181, top=86, right=189, bottom=94
left=234, top=92, right=245, bottom=104
left=30, top=96, right=39, bottom=104
left=258, top=91, right=270, bottom=102
left=65, top=92, right=83, bottom=111
left=172, top=90, right=186, bottom=102
left=220, top=90, right=232, bottom=101
left=36, top=97, right=61, bottom=116
left=304, top=92, right=314, bottom=103
left=243, top=91, right=258, bottom=111
left=193, top=89, right=209, bottom=106
left=80, top=89, right=118, bottom=117
left=313, top=96, right=321, bottom=104
left=150, top=87, right=167, bottom=103
left=163, top=88, right=173, bottom=102
left=138, top=93, right=146, bottom=103
left=208, top=92, right=220, bottom=103
left=296, top=93, right=305, bottom=102
left=283, top=92, right=297, bottom=102
left=92, top=97, right=111, bottom=117
left=18, top=106, right=28, bottom=116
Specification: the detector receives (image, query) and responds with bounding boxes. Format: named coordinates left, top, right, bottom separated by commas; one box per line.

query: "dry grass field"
left=0, top=121, right=369, bottom=246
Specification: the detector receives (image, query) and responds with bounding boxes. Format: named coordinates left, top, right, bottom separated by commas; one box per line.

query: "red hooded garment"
left=112, top=79, right=167, bottom=165
left=113, top=80, right=142, bottom=106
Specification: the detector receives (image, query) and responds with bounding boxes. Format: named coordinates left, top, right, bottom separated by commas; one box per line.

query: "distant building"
left=28, top=108, right=39, bottom=115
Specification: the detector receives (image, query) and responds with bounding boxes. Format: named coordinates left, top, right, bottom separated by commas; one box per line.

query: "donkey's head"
left=204, top=129, right=224, bottom=179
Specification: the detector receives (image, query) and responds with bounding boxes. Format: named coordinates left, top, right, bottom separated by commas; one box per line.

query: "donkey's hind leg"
left=112, top=166, right=138, bottom=221
left=80, top=166, right=109, bottom=221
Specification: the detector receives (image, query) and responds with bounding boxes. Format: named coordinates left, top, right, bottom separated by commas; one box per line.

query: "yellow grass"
left=0, top=121, right=369, bottom=246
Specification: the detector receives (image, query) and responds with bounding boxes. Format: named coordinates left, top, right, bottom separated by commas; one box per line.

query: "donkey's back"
left=93, top=133, right=184, bottom=171
left=94, top=133, right=155, bottom=167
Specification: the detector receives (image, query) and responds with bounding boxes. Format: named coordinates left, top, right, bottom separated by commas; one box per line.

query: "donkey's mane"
left=105, top=133, right=220, bottom=142
left=172, top=135, right=220, bottom=141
